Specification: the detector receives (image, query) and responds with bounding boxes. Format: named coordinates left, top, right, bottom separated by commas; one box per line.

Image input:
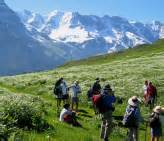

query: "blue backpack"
left=92, top=94, right=115, bottom=113
left=122, top=106, right=138, bottom=127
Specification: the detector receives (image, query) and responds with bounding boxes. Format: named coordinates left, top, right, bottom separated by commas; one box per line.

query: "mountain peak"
left=152, top=20, right=162, bottom=25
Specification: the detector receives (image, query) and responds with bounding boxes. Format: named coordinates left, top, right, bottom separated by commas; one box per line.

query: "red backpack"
left=92, top=95, right=106, bottom=113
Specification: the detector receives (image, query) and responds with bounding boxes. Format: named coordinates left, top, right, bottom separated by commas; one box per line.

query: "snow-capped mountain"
left=19, top=10, right=164, bottom=54
left=0, top=0, right=66, bottom=75
left=1, top=0, right=164, bottom=75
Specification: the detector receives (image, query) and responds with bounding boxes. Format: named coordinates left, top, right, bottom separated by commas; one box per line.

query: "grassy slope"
left=0, top=39, right=164, bottom=141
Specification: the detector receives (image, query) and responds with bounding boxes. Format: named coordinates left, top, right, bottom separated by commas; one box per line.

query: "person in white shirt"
left=143, top=80, right=148, bottom=103
left=69, top=81, right=81, bottom=111
left=59, top=104, right=81, bottom=127
left=59, top=104, right=73, bottom=122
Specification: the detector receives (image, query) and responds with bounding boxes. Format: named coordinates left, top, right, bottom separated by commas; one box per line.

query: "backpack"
left=92, top=82, right=101, bottom=95
left=122, top=106, right=138, bottom=127
left=149, top=113, right=160, bottom=128
left=54, top=80, right=62, bottom=96
left=92, top=94, right=111, bottom=113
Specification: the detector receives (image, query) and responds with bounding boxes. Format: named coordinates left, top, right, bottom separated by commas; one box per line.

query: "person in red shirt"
left=147, top=82, right=157, bottom=109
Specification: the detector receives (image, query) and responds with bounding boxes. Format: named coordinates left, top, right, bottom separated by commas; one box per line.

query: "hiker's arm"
left=67, top=85, right=73, bottom=90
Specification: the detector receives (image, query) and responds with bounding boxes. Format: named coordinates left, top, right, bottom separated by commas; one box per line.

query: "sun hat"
left=128, top=96, right=140, bottom=107
left=74, top=80, right=79, bottom=84
left=104, top=84, right=112, bottom=90
left=153, top=106, right=162, bottom=114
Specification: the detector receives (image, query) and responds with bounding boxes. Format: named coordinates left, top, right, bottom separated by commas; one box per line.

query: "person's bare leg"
left=151, top=136, right=155, bottom=141
left=156, top=137, right=160, bottom=141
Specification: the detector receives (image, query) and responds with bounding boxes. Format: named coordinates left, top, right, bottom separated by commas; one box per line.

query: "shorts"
left=71, top=97, right=79, bottom=103
left=151, top=127, right=162, bottom=137
left=62, top=94, right=69, bottom=100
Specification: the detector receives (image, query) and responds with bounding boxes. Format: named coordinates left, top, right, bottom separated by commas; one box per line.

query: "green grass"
left=0, top=39, right=164, bottom=141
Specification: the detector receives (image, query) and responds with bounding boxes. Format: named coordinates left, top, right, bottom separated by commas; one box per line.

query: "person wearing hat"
left=100, top=84, right=116, bottom=141
left=124, top=96, right=142, bottom=141
left=60, top=78, right=69, bottom=104
left=92, top=77, right=102, bottom=95
left=69, top=81, right=81, bottom=112
left=150, top=106, right=163, bottom=141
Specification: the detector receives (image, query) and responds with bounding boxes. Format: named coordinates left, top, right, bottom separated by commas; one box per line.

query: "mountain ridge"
left=18, top=9, right=164, bottom=53
left=0, top=1, right=66, bottom=76
left=0, top=0, right=164, bottom=76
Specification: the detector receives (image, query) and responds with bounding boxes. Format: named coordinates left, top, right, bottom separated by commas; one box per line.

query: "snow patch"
left=49, top=26, right=91, bottom=43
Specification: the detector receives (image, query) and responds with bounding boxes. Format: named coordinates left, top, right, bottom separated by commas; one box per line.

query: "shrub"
left=0, top=113, right=17, bottom=140
left=0, top=95, right=49, bottom=132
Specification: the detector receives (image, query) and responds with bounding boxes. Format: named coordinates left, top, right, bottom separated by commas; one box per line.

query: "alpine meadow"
left=0, top=39, right=164, bottom=141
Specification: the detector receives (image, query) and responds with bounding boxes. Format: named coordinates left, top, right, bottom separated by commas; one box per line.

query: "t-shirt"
left=59, top=108, right=72, bottom=121
left=143, top=85, right=148, bottom=95
left=70, top=84, right=81, bottom=98
left=60, top=81, right=67, bottom=95
left=147, top=85, right=157, bottom=97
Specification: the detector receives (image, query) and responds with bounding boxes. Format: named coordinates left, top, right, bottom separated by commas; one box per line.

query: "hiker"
left=69, top=81, right=81, bottom=111
left=92, top=77, right=102, bottom=95
left=60, top=78, right=69, bottom=104
left=97, top=84, right=115, bottom=141
left=149, top=106, right=163, bottom=141
left=147, top=82, right=157, bottom=109
left=54, top=78, right=63, bottom=108
left=143, top=80, right=148, bottom=103
left=122, top=96, right=142, bottom=141
left=59, top=104, right=81, bottom=127
left=87, top=85, right=93, bottom=101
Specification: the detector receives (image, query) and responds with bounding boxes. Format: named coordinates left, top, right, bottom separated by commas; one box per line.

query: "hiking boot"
left=104, top=137, right=109, bottom=141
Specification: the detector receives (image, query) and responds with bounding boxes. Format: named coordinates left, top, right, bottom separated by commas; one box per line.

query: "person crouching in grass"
left=59, top=104, right=81, bottom=127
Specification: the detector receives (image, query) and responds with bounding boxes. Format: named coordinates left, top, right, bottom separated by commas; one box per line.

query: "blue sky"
left=5, top=0, right=164, bottom=22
